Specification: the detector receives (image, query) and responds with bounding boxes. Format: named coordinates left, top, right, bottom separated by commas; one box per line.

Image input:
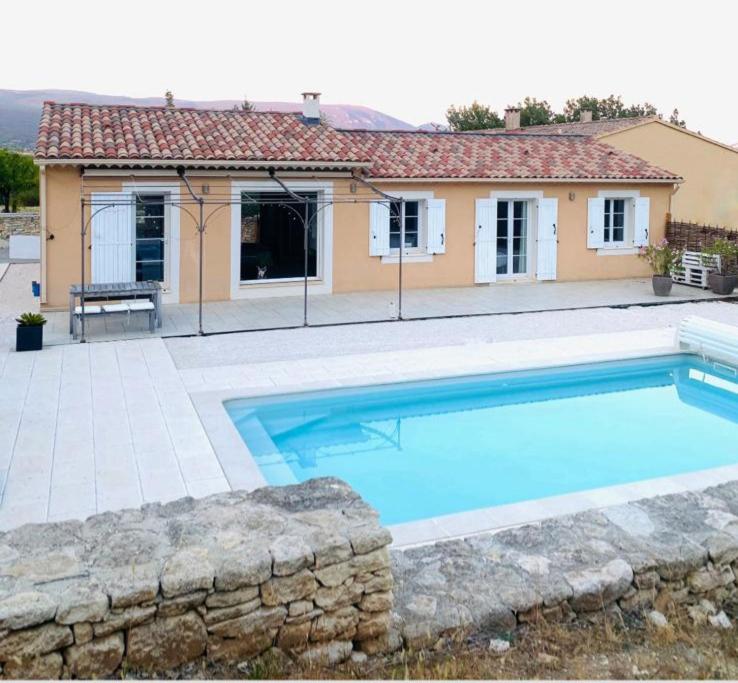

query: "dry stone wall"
left=0, top=478, right=393, bottom=679
left=392, top=481, right=738, bottom=649
left=0, top=213, right=39, bottom=241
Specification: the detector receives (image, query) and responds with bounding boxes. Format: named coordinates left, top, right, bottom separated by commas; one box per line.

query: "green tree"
left=233, top=95, right=254, bottom=112
left=0, top=149, right=38, bottom=213
left=446, top=101, right=503, bottom=131
left=669, top=108, right=687, bottom=128
left=517, top=97, right=565, bottom=127
left=562, top=95, right=657, bottom=122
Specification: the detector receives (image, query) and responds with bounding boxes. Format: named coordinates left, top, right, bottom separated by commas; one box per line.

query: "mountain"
left=0, top=89, right=416, bottom=150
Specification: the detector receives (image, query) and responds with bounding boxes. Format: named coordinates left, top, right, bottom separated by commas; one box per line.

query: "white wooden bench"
left=672, top=250, right=720, bottom=289
left=72, top=300, right=156, bottom=339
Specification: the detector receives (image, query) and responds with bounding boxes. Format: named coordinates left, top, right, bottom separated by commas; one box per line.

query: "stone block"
left=0, top=592, right=57, bottom=631
left=157, top=591, right=207, bottom=618
left=214, top=548, right=272, bottom=592
left=100, top=564, right=160, bottom=609
left=64, top=632, right=124, bottom=678
left=3, top=652, right=63, bottom=679
left=93, top=605, right=156, bottom=638
left=203, top=598, right=261, bottom=626
left=261, top=570, right=317, bottom=606
left=270, top=536, right=314, bottom=576
left=56, top=585, right=109, bottom=624
left=349, top=526, right=393, bottom=555
left=359, top=590, right=392, bottom=612
left=0, top=622, right=73, bottom=659
left=277, top=620, right=311, bottom=651
left=205, top=586, right=259, bottom=609
left=310, top=607, right=359, bottom=642
left=566, top=559, right=634, bottom=612
left=298, top=640, right=353, bottom=667
left=127, top=612, right=207, bottom=670
left=160, top=547, right=215, bottom=598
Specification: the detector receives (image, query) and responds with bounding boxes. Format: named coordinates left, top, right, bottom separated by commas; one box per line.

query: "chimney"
left=504, top=107, right=521, bottom=131
left=579, top=109, right=593, bottom=123
left=301, top=92, right=321, bottom=124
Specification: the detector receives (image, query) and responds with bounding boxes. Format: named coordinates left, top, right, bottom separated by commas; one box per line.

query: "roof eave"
left=368, top=176, right=683, bottom=184
left=34, top=158, right=371, bottom=171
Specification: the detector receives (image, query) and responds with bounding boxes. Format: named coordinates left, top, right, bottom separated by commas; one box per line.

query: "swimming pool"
left=225, top=354, right=738, bottom=526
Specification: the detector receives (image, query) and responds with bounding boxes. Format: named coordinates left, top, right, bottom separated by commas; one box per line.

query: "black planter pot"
left=16, top=325, right=43, bottom=352
left=708, top=273, right=737, bottom=296
left=652, top=275, right=673, bottom=296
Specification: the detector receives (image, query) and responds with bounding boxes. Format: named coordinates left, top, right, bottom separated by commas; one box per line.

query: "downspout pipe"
left=177, top=166, right=206, bottom=335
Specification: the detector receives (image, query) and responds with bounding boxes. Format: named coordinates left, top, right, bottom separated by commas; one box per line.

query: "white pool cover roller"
left=677, top=316, right=738, bottom=366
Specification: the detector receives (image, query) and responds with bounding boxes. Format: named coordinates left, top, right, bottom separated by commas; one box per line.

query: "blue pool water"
left=225, top=355, right=738, bottom=525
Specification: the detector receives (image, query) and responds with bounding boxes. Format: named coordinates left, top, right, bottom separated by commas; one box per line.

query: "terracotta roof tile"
left=341, top=129, right=680, bottom=180
left=35, top=102, right=680, bottom=181
left=35, top=102, right=367, bottom=165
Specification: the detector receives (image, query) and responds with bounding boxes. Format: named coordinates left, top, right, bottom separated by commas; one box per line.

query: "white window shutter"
left=474, top=198, right=497, bottom=283
left=369, top=201, right=390, bottom=256
left=587, top=197, right=606, bottom=249
left=91, top=192, right=134, bottom=283
left=536, top=198, right=558, bottom=281
left=426, top=199, right=446, bottom=254
left=633, top=197, right=650, bottom=247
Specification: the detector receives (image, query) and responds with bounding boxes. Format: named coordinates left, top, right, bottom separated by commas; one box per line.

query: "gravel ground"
left=166, top=299, right=738, bottom=369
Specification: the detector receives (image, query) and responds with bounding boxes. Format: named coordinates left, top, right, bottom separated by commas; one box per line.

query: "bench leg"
left=149, top=309, right=155, bottom=333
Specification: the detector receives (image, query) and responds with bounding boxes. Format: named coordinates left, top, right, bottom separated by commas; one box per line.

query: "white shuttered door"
left=426, top=199, right=446, bottom=254
left=536, top=198, right=558, bottom=280
left=91, top=192, right=134, bottom=283
left=369, top=202, right=390, bottom=256
left=474, top=198, right=497, bottom=283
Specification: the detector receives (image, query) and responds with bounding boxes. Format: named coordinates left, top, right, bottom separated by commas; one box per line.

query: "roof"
left=488, top=116, right=658, bottom=137
left=35, top=102, right=368, bottom=166
left=34, top=102, right=680, bottom=181
left=341, top=129, right=680, bottom=180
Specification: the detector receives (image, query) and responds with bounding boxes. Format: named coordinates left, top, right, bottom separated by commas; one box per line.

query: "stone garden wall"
left=0, top=213, right=39, bottom=241
left=392, top=481, right=738, bottom=649
left=0, top=479, right=393, bottom=679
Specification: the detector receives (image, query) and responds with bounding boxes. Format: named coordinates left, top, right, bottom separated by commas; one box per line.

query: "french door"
left=496, top=200, right=529, bottom=277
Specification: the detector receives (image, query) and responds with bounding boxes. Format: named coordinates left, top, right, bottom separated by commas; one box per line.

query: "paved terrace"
left=1, top=264, right=722, bottom=344
left=0, top=262, right=737, bottom=530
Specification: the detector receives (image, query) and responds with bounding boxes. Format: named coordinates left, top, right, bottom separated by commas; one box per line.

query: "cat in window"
left=256, top=265, right=268, bottom=279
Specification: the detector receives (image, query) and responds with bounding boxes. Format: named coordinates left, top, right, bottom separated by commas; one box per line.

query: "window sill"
left=381, top=253, right=434, bottom=264
left=240, top=277, right=322, bottom=287
left=596, top=247, right=639, bottom=256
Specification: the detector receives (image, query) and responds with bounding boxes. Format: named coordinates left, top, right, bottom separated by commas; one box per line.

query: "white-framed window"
left=588, top=191, right=650, bottom=252
left=389, top=199, right=425, bottom=253
left=603, top=198, right=626, bottom=245
left=496, top=199, right=530, bottom=276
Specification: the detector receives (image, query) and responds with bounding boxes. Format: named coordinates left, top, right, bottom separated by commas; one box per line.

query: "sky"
left=3, top=0, right=737, bottom=143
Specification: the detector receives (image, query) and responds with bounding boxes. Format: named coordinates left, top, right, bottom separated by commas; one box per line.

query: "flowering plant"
left=638, top=239, right=683, bottom=276
left=701, top=239, right=738, bottom=275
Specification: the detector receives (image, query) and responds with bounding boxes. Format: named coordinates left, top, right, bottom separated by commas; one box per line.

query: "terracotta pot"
left=708, top=273, right=737, bottom=295
left=652, top=275, right=673, bottom=297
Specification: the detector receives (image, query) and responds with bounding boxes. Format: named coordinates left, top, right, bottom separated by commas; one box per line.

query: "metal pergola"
left=76, top=167, right=408, bottom=343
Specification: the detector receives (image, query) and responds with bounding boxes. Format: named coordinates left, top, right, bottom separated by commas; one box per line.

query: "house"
left=495, top=108, right=738, bottom=228
left=34, top=95, right=681, bottom=308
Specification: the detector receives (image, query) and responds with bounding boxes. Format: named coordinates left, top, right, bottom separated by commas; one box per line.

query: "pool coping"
left=189, top=328, right=738, bottom=548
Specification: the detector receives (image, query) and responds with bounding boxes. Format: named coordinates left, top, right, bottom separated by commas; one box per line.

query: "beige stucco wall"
left=333, top=181, right=673, bottom=292
left=603, top=121, right=738, bottom=228
left=41, top=167, right=674, bottom=307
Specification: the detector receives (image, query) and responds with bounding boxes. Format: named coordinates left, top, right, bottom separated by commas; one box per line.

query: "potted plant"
left=15, top=312, right=47, bottom=352
left=638, top=239, right=683, bottom=296
left=702, top=239, right=738, bottom=295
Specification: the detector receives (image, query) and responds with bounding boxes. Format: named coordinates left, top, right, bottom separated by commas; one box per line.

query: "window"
left=135, top=195, right=166, bottom=282
left=389, top=200, right=423, bottom=251
left=604, top=198, right=626, bottom=244
left=496, top=199, right=529, bottom=276
left=240, top=192, right=318, bottom=281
